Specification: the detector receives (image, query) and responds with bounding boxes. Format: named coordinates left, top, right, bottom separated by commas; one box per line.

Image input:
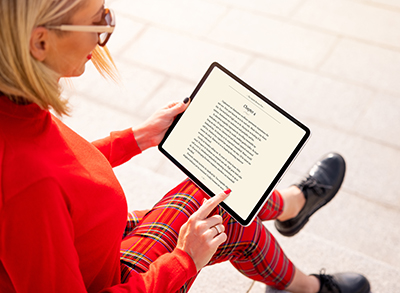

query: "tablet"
left=159, top=62, right=311, bottom=226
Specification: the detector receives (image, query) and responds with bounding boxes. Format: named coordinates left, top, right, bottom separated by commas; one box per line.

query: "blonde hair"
left=0, top=0, right=117, bottom=116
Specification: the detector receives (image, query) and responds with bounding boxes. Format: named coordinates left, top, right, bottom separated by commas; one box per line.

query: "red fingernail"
left=224, top=189, right=231, bottom=194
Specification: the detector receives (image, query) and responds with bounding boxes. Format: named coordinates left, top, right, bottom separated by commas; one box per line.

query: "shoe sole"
left=276, top=155, right=346, bottom=237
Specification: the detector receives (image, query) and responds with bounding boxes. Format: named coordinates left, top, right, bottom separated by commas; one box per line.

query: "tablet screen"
left=159, top=62, right=310, bottom=226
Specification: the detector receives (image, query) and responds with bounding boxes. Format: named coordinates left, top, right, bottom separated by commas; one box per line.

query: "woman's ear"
left=30, top=27, right=49, bottom=61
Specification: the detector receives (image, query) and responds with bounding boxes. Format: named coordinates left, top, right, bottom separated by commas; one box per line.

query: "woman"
left=0, top=0, right=370, bottom=292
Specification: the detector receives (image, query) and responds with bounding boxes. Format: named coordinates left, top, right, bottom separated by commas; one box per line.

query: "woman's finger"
left=209, top=224, right=225, bottom=237
left=195, top=189, right=231, bottom=220
left=210, top=230, right=228, bottom=247
left=203, top=214, right=223, bottom=229
left=164, top=98, right=190, bottom=116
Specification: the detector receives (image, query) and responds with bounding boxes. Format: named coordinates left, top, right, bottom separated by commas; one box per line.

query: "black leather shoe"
left=275, top=153, right=346, bottom=236
left=313, top=271, right=371, bottom=293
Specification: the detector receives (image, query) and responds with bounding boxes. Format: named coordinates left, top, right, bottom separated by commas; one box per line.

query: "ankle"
left=285, top=271, right=321, bottom=293
left=310, top=275, right=321, bottom=293
left=277, top=186, right=306, bottom=221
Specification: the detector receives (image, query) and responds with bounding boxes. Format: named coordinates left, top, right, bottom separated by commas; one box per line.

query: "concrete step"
left=274, top=171, right=400, bottom=271
left=251, top=224, right=400, bottom=293
left=188, top=223, right=400, bottom=293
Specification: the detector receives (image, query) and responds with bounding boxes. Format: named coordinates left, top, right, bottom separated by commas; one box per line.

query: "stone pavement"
left=61, top=0, right=400, bottom=292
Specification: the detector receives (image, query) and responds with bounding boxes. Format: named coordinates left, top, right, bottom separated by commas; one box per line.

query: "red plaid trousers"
left=120, top=179, right=294, bottom=291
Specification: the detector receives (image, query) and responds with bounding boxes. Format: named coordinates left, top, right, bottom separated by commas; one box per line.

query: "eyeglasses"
left=47, top=8, right=115, bottom=47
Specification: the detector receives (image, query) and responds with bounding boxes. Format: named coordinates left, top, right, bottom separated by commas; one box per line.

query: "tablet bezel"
left=158, top=62, right=311, bottom=226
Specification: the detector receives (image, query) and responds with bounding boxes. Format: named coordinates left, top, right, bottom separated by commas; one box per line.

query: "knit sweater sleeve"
left=0, top=178, right=87, bottom=292
left=91, top=128, right=142, bottom=167
left=101, top=249, right=197, bottom=293
left=139, top=249, right=198, bottom=292
left=0, top=179, right=197, bottom=293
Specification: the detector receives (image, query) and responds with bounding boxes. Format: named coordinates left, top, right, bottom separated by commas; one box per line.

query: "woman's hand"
left=176, top=190, right=231, bottom=272
left=132, top=98, right=190, bottom=151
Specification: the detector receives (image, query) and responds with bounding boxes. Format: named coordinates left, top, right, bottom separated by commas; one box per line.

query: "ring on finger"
left=212, top=225, right=222, bottom=235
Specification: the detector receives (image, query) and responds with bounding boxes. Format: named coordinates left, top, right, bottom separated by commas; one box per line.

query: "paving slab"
left=250, top=227, right=400, bottom=293
left=189, top=262, right=254, bottom=293
left=320, top=38, right=400, bottom=95
left=301, top=189, right=400, bottom=269
left=59, top=91, right=139, bottom=141
left=290, top=121, right=400, bottom=208
left=208, top=8, right=337, bottom=69
left=106, top=14, right=146, bottom=56
left=208, top=0, right=303, bottom=17
left=138, top=77, right=195, bottom=120
left=120, top=26, right=251, bottom=82
left=364, top=0, right=400, bottom=9
left=293, top=0, right=400, bottom=48
left=64, top=61, right=167, bottom=120
left=353, top=92, right=400, bottom=148
left=111, top=0, right=227, bottom=37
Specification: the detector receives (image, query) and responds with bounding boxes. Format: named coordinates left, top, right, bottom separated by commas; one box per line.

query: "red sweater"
left=0, top=96, right=197, bottom=292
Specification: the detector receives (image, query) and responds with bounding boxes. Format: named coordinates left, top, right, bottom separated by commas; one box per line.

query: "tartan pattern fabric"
left=123, top=212, right=142, bottom=239
left=120, top=179, right=294, bottom=291
left=257, top=188, right=285, bottom=221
